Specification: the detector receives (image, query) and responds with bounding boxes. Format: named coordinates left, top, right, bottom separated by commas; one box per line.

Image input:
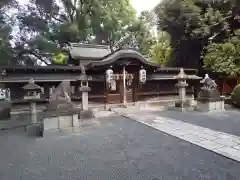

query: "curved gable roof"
left=86, top=49, right=160, bottom=68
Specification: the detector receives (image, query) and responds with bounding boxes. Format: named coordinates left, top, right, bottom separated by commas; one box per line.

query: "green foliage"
left=14, top=0, right=147, bottom=64
left=203, top=29, right=240, bottom=75
left=154, top=0, right=237, bottom=68
left=52, top=53, right=67, bottom=64
left=231, top=83, right=240, bottom=107
left=149, top=32, right=172, bottom=66
left=0, top=0, right=159, bottom=66
left=0, top=0, right=16, bottom=65
left=127, top=11, right=157, bottom=55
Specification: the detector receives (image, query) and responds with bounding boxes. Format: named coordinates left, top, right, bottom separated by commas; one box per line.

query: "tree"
left=204, top=29, right=240, bottom=76
left=149, top=31, right=172, bottom=66
left=126, top=11, right=157, bottom=55
left=0, top=0, right=17, bottom=65
left=15, top=0, right=136, bottom=65
left=154, top=0, right=237, bottom=69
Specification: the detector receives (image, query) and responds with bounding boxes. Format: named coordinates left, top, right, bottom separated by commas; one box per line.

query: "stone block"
left=79, top=110, right=93, bottom=119
left=26, top=123, right=43, bottom=137
left=72, top=114, right=80, bottom=127
left=197, top=100, right=225, bottom=112
left=215, top=101, right=221, bottom=110
left=43, top=117, right=58, bottom=130
left=0, top=100, right=10, bottom=120
left=58, top=115, right=73, bottom=129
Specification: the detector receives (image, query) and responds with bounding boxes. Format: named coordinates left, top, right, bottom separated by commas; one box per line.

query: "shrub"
left=231, top=84, right=240, bottom=107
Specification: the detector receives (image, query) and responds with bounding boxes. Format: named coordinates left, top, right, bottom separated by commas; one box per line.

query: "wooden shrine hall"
left=0, top=43, right=198, bottom=105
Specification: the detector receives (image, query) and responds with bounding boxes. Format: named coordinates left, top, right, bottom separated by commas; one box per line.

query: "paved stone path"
left=154, top=110, right=240, bottom=137
left=112, top=108, right=240, bottom=163
left=1, top=116, right=240, bottom=180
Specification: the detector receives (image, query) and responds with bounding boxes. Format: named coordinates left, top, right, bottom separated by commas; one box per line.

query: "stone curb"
left=0, top=122, right=31, bottom=131
left=0, top=111, right=118, bottom=131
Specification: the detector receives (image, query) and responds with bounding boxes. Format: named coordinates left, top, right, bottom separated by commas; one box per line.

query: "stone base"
left=168, top=106, right=195, bottom=112
left=167, top=100, right=196, bottom=112
left=196, top=100, right=225, bottom=112
left=79, top=110, right=94, bottom=119
left=0, top=100, right=11, bottom=120
left=26, top=123, right=43, bottom=137
left=42, top=114, right=78, bottom=131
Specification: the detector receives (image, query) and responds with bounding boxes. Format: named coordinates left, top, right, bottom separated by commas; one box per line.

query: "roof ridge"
left=69, top=43, right=110, bottom=49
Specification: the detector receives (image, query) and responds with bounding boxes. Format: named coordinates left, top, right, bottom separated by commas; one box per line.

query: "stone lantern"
left=22, top=78, right=42, bottom=136
left=174, top=68, right=189, bottom=108
left=77, top=66, right=93, bottom=118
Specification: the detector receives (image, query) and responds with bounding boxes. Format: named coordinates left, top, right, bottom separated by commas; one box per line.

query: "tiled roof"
left=86, top=49, right=160, bottom=68
left=22, top=82, right=41, bottom=90
left=69, top=43, right=112, bottom=59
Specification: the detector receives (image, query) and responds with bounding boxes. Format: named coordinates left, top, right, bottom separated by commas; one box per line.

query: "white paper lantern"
left=139, top=68, right=146, bottom=84
left=0, top=88, right=6, bottom=100
left=106, top=69, right=114, bottom=83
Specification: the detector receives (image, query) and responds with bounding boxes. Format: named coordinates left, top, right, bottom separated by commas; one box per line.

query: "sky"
left=18, top=0, right=161, bottom=13
left=131, top=0, right=161, bottom=14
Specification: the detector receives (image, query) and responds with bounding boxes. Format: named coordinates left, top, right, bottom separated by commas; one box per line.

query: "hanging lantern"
left=139, top=67, right=146, bottom=84
left=106, top=68, right=114, bottom=84
left=0, top=88, right=6, bottom=100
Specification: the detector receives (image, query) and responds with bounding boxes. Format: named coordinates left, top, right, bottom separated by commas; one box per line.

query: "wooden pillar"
left=132, top=73, right=137, bottom=102
left=122, top=66, right=126, bottom=105
left=105, top=80, right=109, bottom=104
left=119, top=78, right=123, bottom=103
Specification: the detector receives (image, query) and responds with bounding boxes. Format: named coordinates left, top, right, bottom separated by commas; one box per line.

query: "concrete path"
left=112, top=107, right=240, bottom=163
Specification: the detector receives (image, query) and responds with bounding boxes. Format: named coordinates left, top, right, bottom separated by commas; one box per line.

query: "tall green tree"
left=149, top=31, right=172, bottom=66
left=0, top=0, right=17, bottom=65
left=204, top=29, right=240, bottom=76
left=154, top=0, right=237, bottom=69
left=16, top=0, right=136, bottom=65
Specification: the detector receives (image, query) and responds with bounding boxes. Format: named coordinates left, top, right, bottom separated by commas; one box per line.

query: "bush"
left=231, top=84, right=240, bottom=107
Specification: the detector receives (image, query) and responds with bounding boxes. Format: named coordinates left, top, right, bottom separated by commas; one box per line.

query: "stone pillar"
left=30, top=102, right=37, bottom=123
left=79, top=85, right=91, bottom=111
left=220, top=96, right=225, bottom=111
left=49, top=87, right=53, bottom=96
left=82, top=91, right=88, bottom=111
left=71, top=86, right=75, bottom=95
left=176, top=80, right=188, bottom=105
left=6, top=88, right=11, bottom=102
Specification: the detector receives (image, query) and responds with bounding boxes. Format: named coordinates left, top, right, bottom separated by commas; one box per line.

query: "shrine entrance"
left=106, top=69, right=137, bottom=104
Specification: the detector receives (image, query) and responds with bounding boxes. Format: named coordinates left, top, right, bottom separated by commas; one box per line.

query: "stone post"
left=29, top=91, right=37, bottom=123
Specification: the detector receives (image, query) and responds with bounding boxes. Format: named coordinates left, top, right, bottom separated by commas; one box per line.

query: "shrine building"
left=0, top=43, right=198, bottom=106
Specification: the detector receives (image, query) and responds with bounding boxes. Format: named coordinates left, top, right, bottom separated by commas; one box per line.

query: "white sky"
left=131, top=0, right=161, bottom=14
left=18, top=0, right=161, bottom=13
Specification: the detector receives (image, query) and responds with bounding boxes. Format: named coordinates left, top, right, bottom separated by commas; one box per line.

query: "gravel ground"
left=0, top=116, right=239, bottom=180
